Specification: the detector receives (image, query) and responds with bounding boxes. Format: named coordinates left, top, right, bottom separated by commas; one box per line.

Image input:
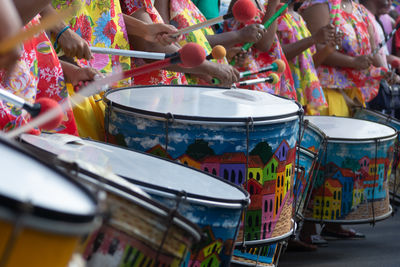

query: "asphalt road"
left=279, top=204, right=400, bottom=267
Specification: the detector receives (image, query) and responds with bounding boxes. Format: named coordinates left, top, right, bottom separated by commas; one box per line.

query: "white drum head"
left=305, top=116, right=396, bottom=140
left=21, top=134, right=247, bottom=201
left=0, top=140, right=95, bottom=217
left=106, top=86, right=300, bottom=121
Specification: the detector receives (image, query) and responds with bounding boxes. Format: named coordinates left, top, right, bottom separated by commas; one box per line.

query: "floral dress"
left=0, top=17, right=78, bottom=135
left=300, top=0, right=387, bottom=102
left=169, top=0, right=227, bottom=85
left=277, top=12, right=327, bottom=113
left=120, top=0, right=187, bottom=85
left=224, top=7, right=297, bottom=100
left=53, top=0, right=131, bottom=87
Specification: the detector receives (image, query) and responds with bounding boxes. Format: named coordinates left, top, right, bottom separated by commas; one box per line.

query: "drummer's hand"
left=0, top=46, right=21, bottom=77
left=351, top=55, right=372, bottom=70
left=144, top=23, right=180, bottom=46
left=205, top=62, right=240, bottom=87
left=57, top=28, right=92, bottom=60
left=61, top=62, right=103, bottom=91
left=226, top=47, right=248, bottom=68
left=237, top=24, right=266, bottom=44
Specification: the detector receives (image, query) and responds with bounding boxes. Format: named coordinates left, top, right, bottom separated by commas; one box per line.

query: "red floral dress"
left=224, top=7, right=297, bottom=100
left=120, top=0, right=187, bottom=85
left=0, top=17, right=78, bottom=135
left=300, top=0, right=387, bottom=102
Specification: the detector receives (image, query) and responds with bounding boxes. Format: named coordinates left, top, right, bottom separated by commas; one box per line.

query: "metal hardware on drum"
left=101, top=85, right=304, bottom=266
left=302, top=116, right=396, bottom=225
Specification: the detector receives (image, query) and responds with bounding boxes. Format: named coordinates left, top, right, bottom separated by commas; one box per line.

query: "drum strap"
left=164, top=113, right=174, bottom=153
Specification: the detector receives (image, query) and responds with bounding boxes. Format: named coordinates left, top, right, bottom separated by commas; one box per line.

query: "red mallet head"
left=179, top=43, right=206, bottom=68
left=232, top=0, right=257, bottom=23
left=391, top=59, right=400, bottom=69
left=274, top=59, right=286, bottom=73
left=35, top=98, right=63, bottom=131
left=211, top=45, right=226, bottom=60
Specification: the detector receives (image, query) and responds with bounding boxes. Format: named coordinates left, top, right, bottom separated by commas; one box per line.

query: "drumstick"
left=5, top=43, right=206, bottom=138
left=0, top=6, right=77, bottom=54
left=91, top=44, right=225, bottom=61
left=372, top=21, right=400, bottom=56
left=241, top=0, right=294, bottom=52
left=330, top=0, right=341, bottom=50
left=236, top=73, right=279, bottom=86
left=170, top=0, right=256, bottom=37
left=239, top=59, right=285, bottom=78
left=0, top=89, right=63, bottom=130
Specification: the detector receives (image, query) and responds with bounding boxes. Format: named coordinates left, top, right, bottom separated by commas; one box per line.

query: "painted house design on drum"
left=146, top=139, right=296, bottom=241
left=311, top=155, right=390, bottom=220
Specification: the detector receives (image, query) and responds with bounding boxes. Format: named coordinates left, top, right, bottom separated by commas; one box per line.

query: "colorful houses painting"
left=146, top=139, right=296, bottom=241
left=310, top=153, right=391, bottom=220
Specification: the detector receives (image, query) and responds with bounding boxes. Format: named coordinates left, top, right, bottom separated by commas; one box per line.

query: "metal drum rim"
left=103, top=85, right=303, bottom=125
left=304, top=205, right=393, bottom=225
left=297, top=145, right=317, bottom=159
left=19, top=139, right=203, bottom=242
left=305, top=116, right=398, bottom=143
left=353, top=107, right=400, bottom=128
left=0, top=137, right=98, bottom=225
left=234, top=220, right=296, bottom=247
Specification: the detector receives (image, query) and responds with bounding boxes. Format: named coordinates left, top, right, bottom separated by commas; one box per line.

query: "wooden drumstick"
left=0, top=6, right=77, bottom=54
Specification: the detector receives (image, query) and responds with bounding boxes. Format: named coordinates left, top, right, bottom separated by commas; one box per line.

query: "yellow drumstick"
left=0, top=5, right=78, bottom=54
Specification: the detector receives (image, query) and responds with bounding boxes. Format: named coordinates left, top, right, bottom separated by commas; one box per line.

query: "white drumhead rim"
left=104, top=85, right=303, bottom=125
left=304, top=116, right=397, bottom=142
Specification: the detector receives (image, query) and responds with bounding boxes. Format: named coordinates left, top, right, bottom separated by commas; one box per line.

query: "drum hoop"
left=234, top=220, right=296, bottom=247
left=302, top=119, right=326, bottom=140
left=297, top=145, right=317, bottom=159
left=0, top=137, right=97, bottom=224
left=304, top=205, right=393, bottom=224
left=86, top=138, right=251, bottom=207
left=19, top=139, right=203, bottom=242
left=104, top=85, right=303, bottom=125
left=305, top=116, right=398, bottom=143
left=354, top=107, right=400, bottom=128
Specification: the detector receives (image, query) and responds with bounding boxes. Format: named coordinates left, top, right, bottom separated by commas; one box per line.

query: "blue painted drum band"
left=303, top=116, right=396, bottom=224
left=104, top=86, right=303, bottom=266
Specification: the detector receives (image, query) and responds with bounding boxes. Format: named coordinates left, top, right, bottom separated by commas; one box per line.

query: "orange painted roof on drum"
left=220, top=152, right=247, bottom=164
left=325, top=178, right=342, bottom=188
left=249, top=155, right=264, bottom=168
left=287, top=146, right=296, bottom=162
left=146, top=144, right=173, bottom=160
left=201, top=155, right=221, bottom=163
left=315, top=187, right=333, bottom=197
left=371, top=158, right=388, bottom=165
left=337, top=168, right=355, bottom=178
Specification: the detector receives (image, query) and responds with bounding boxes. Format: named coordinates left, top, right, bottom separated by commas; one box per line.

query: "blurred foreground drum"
left=353, top=108, right=400, bottom=204
left=303, top=116, right=396, bottom=223
left=0, top=136, right=97, bottom=267
left=104, top=86, right=302, bottom=265
left=20, top=133, right=247, bottom=267
left=20, top=133, right=202, bottom=267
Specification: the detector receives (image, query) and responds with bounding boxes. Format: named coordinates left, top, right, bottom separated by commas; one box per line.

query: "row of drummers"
left=2, top=86, right=400, bottom=267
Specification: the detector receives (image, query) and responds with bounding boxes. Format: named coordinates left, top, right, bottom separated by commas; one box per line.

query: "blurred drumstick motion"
left=372, top=21, right=400, bottom=56
left=239, top=59, right=285, bottom=78
left=235, top=73, right=280, bottom=87
left=5, top=43, right=206, bottom=138
left=0, top=5, right=78, bottom=54
left=0, top=89, right=63, bottom=130
left=170, top=0, right=257, bottom=37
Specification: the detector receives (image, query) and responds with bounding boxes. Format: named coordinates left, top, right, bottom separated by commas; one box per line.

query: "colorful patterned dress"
left=224, top=7, right=297, bottom=100
left=277, top=12, right=327, bottom=113
left=0, top=17, right=78, bottom=135
left=169, top=0, right=227, bottom=85
left=120, top=0, right=187, bottom=85
left=300, top=0, right=387, bottom=103
left=53, top=0, right=131, bottom=140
